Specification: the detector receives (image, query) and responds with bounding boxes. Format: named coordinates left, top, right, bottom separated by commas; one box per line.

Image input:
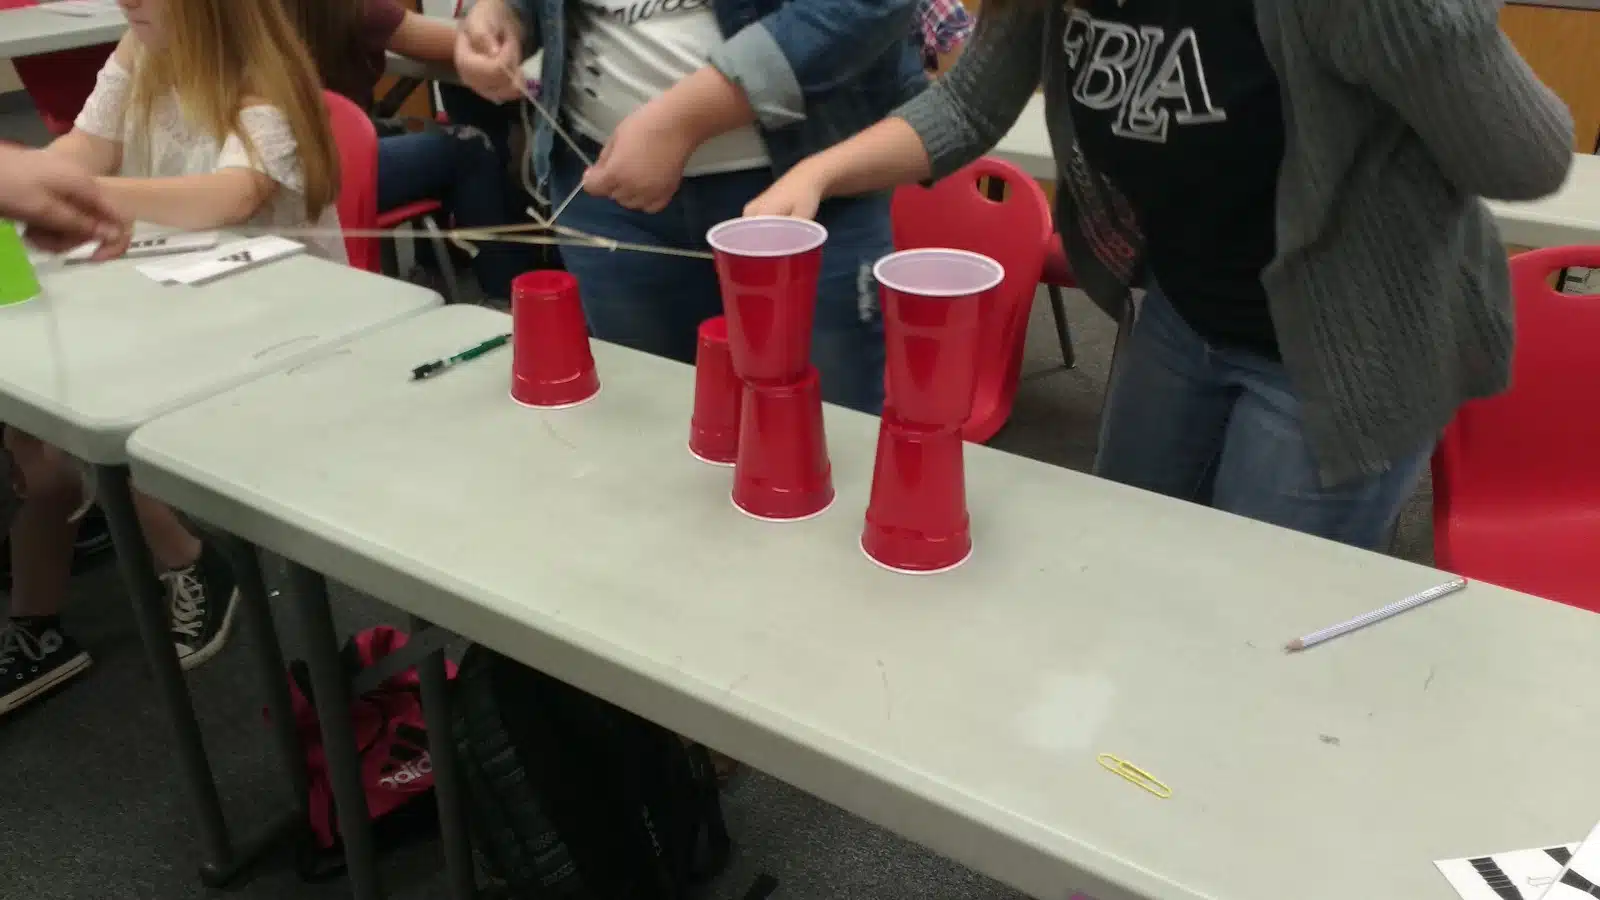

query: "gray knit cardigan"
left=896, top=0, right=1574, bottom=484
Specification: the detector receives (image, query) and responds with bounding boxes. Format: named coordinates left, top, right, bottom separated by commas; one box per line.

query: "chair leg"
left=1046, top=285, right=1075, bottom=370
left=422, top=217, right=463, bottom=306
left=379, top=236, right=399, bottom=281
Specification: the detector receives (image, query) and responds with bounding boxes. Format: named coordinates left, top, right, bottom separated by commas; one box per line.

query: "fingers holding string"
left=504, top=65, right=595, bottom=169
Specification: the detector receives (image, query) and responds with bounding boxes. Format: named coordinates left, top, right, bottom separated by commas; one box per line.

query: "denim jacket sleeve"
left=502, top=0, right=543, bottom=51
left=708, top=0, right=918, bottom=131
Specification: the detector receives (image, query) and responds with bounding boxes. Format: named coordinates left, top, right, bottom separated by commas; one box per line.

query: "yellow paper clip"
left=1097, top=753, right=1172, bottom=799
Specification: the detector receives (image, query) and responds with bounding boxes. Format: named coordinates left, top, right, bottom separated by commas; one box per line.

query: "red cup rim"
left=873, top=248, right=1005, bottom=298
left=699, top=316, right=729, bottom=341
left=706, top=216, right=828, bottom=258
left=859, top=534, right=973, bottom=575
left=512, top=269, right=579, bottom=296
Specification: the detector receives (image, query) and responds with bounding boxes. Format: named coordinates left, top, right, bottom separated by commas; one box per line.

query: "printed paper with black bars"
left=1435, top=832, right=1593, bottom=900
left=1541, top=821, right=1600, bottom=900
left=135, top=236, right=304, bottom=285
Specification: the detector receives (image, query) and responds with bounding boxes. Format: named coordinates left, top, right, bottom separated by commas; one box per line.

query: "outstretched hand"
left=581, top=102, right=696, bottom=214
left=744, top=167, right=826, bottom=220
left=0, top=146, right=130, bottom=260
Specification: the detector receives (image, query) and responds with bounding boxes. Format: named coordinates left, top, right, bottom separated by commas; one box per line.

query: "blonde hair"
left=128, top=0, right=339, bottom=220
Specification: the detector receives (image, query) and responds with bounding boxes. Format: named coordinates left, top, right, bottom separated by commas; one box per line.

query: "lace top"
left=75, top=54, right=347, bottom=264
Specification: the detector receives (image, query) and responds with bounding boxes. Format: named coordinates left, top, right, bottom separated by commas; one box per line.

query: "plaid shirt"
left=918, top=0, right=974, bottom=60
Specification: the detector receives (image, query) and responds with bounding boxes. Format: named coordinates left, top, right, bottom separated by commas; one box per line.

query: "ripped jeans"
left=377, top=125, right=531, bottom=300
left=549, top=140, right=890, bottom=414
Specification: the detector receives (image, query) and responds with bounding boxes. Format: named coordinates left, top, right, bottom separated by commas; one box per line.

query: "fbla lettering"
left=1062, top=9, right=1226, bottom=144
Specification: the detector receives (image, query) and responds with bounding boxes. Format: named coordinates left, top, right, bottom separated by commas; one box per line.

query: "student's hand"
left=455, top=0, right=524, bottom=103
left=745, top=165, right=826, bottom=220
left=582, top=102, right=696, bottom=214
left=0, top=147, right=131, bottom=260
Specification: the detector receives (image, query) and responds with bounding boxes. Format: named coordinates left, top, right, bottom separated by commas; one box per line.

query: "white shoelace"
left=163, top=569, right=206, bottom=639
left=0, top=622, right=62, bottom=671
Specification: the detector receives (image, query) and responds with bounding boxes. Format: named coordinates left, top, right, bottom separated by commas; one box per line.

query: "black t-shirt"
left=1063, top=0, right=1286, bottom=359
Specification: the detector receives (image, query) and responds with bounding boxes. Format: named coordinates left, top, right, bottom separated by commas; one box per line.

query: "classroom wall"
left=1502, top=3, right=1600, bottom=152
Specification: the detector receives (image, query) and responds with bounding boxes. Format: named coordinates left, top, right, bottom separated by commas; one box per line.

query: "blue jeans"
left=1095, top=288, right=1431, bottom=550
left=549, top=142, right=889, bottom=414
left=377, top=126, right=531, bottom=300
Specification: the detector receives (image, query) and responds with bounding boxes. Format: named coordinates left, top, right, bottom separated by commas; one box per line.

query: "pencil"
left=1284, top=577, right=1468, bottom=652
left=411, top=333, right=511, bottom=381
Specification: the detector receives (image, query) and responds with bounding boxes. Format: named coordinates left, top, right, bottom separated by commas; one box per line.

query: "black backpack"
left=452, top=644, right=732, bottom=899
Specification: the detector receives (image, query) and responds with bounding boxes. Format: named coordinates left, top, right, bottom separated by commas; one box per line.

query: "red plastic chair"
left=324, top=90, right=384, bottom=273
left=1432, top=245, right=1600, bottom=614
left=891, top=157, right=1051, bottom=442
left=323, top=91, right=459, bottom=298
left=0, top=0, right=114, bottom=137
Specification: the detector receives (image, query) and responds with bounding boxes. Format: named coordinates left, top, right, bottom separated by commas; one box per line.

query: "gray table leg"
left=94, top=464, right=233, bottom=877
left=409, top=616, right=476, bottom=900
left=283, top=562, right=383, bottom=900
left=216, top=536, right=310, bottom=817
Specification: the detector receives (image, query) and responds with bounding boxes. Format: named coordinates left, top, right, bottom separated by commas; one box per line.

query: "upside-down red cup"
left=861, top=411, right=972, bottom=574
left=732, top=367, right=834, bottom=521
left=874, top=248, right=1003, bottom=430
left=689, top=316, right=741, bottom=466
left=707, top=216, right=827, bottom=384
left=511, top=270, right=600, bottom=409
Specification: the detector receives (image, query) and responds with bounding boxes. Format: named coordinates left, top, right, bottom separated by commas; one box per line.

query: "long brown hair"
left=281, top=0, right=375, bottom=106
left=128, top=0, right=339, bottom=220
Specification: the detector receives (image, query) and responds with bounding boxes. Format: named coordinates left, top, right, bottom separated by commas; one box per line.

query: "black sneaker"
left=164, top=543, right=240, bottom=671
left=0, top=618, right=92, bottom=716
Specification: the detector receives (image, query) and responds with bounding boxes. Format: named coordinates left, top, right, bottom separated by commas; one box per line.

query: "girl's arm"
left=46, top=34, right=139, bottom=176
left=388, top=9, right=459, bottom=64
left=94, top=103, right=304, bottom=231
left=48, top=131, right=120, bottom=178
left=775, top=5, right=1045, bottom=202
left=93, top=170, right=276, bottom=230
left=1308, top=0, right=1573, bottom=201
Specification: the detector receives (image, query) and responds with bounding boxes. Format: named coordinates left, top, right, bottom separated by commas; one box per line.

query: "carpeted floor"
left=0, top=97, right=1432, bottom=899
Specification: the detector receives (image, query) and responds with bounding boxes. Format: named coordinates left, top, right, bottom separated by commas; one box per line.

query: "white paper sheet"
left=136, top=236, right=304, bottom=285
left=1437, top=843, right=1584, bottom=900
left=64, top=231, right=219, bottom=263
left=1539, top=821, right=1600, bottom=900
left=26, top=229, right=219, bottom=266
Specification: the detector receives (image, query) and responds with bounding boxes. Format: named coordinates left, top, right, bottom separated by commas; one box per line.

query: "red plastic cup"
left=510, top=270, right=600, bottom=409
left=731, top=367, right=834, bottom=521
left=861, top=412, right=972, bottom=574
left=689, top=316, right=741, bottom=466
left=707, top=216, right=827, bottom=384
left=873, top=248, right=1003, bottom=430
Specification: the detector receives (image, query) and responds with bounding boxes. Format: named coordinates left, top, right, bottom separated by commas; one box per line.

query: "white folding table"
left=128, top=304, right=1600, bottom=900
left=0, top=1, right=124, bottom=60
left=0, top=244, right=439, bottom=885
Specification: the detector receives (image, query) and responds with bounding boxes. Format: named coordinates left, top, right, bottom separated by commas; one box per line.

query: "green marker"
left=0, top=220, right=42, bottom=308
left=411, top=333, right=512, bottom=381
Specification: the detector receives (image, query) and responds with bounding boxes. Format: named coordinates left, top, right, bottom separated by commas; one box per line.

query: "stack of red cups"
left=861, top=249, right=1004, bottom=574
left=705, top=216, right=834, bottom=521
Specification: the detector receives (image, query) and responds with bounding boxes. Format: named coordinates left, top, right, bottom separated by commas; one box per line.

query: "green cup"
left=0, top=220, right=43, bottom=307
